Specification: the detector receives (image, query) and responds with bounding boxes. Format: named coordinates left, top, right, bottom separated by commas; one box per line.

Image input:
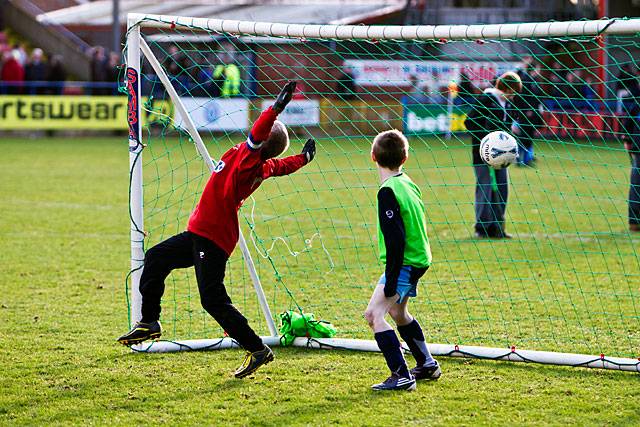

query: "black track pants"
left=139, top=231, right=264, bottom=352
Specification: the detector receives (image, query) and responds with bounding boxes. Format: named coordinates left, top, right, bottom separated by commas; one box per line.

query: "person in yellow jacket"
left=213, top=63, right=241, bottom=97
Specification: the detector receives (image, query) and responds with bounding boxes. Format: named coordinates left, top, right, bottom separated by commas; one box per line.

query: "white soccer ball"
left=479, top=131, right=519, bottom=169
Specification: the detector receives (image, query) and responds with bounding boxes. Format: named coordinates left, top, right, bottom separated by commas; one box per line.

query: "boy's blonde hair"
left=261, top=120, right=290, bottom=159
left=372, top=129, right=409, bottom=169
left=496, top=71, right=523, bottom=94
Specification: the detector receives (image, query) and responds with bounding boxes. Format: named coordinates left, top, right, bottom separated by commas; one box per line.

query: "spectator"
left=513, top=57, right=543, bottom=166
left=560, top=72, right=583, bottom=110
left=336, top=64, right=356, bottom=100
left=0, top=32, right=8, bottom=52
left=25, top=48, right=48, bottom=94
left=456, top=71, right=474, bottom=106
left=46, top=55, right=67, bottom=95
left=465, top=71, right=522, bottom=239
left=193, top=57, right=214, bottom=97
left=209, top=52, right=226, bottom=97
left=1, top=50, right=25, bottom=94
left=547, top=61, right=565, bottom=104
left=621, top=80, right=640, bottom=232
left=616, top=64, right=638, bottom=114
left=163, top=45, right=186, bottom=76
left=12, top=43, right=28, bottom=66
left=202, top=53, right=222, bottom=98
left=90, top=46, right=108, bottom=95
left=105, top=51, right=121, bottom=95
left=616, top=63, right=637, bottom=95
left=405, top=74, right=425, bottom=103
left=213, top=61, right=241, bottom=98
left=425, top=85, right=449, bottom=105
left=163, top=45, right=190, bottom=95
left=582, top=74, right=599, bottom=111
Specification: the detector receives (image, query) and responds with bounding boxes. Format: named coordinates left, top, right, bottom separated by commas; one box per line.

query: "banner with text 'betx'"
left=403, top=103, right=469, bottom=135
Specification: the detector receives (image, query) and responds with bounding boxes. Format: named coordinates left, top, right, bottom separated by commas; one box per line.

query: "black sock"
left=397, top=319, right=435, bottom=367
left=374, top=330, right=410, bottom=378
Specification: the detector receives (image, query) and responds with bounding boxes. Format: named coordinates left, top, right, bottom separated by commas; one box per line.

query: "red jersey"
left=187, top=107, right=307, bottom=255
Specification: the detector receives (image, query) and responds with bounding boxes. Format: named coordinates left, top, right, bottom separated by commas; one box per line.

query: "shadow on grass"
left=444, top=355, right=639, bottom=381
left=111, top=344, right=638, bottom=384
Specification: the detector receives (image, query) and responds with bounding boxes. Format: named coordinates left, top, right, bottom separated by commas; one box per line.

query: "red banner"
left=541, top=110, right=622, bottom=139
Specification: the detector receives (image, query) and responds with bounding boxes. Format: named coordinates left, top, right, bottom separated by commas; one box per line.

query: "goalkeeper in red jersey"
left=118, top=82, right=316, bottom=378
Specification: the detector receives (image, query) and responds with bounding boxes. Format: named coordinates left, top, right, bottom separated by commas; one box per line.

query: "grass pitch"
left=0, top=135, right=639, bottom=426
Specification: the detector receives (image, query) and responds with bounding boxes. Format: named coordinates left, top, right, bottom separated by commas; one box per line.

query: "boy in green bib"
left=364, top=129, right=441, bottom=391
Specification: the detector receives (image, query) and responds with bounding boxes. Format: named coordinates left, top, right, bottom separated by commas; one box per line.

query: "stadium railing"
left=0, top=80, right=120, bottom=95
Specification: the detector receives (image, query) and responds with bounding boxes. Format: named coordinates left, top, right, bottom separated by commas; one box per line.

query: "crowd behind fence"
left=0, top=32, right=120, bottom=95
left=404, top=58, right=640, bottom=115
left=1, top=38, right=639, bottom=141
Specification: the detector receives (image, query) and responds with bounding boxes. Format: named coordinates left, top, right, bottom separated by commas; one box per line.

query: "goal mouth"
left=124, top=13, right=640, bottom=372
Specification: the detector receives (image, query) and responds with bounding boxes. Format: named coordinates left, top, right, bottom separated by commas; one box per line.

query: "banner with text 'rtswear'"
left=0, top=96, right=252, bottom=131
left=0, top=96, right=127, bottom=130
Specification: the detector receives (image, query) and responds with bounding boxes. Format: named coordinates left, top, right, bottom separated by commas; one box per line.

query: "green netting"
left=125, top=18, right=640, bottom=359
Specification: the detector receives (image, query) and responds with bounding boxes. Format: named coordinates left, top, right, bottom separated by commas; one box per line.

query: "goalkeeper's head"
left=371, top=129, right=409, bottom=170
left=261, top=120, right=290, bottom=159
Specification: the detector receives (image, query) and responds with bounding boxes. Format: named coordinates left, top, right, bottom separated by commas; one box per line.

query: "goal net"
left=124, top=14, right=640, bottom=371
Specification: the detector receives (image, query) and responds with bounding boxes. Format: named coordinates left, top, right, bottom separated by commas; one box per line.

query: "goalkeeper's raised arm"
left=247, top=81, right=297, bottom=149
left=243, top=81, right=315, bottom=179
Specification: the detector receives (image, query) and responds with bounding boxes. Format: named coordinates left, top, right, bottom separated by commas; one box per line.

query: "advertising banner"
left=541, top=110, right=620, bottom=138
left=260, top=99, right=320, bottom=126
left=0, top=95, right=128, bottom=130
left=344, top=60, right=521, bottom=91
left=403, top=103, right=469, bottom=134
left=0, top=95, right=250, bottom=131
left=174, top=98, right=249, bottom=131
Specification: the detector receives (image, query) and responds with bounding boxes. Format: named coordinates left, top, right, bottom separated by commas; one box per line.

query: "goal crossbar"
left=128, top=13, right=640, bottom=41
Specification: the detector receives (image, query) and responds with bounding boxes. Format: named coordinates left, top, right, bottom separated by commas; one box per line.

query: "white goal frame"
left=126, top=13, right=640, bottom=372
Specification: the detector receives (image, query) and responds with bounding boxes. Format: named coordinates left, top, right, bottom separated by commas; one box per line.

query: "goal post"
left=124, top=13, right=640, bottom=372
left=126, top=17, right=278, bottom=337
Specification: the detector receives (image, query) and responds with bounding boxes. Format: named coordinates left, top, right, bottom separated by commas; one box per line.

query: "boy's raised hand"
left=273, top=81, right=297, bottom=113
left=301, top=138, right=316, bottom=163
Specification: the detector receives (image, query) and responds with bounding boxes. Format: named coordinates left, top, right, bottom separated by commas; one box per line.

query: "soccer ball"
left=479, top=131, right=519, bottom=169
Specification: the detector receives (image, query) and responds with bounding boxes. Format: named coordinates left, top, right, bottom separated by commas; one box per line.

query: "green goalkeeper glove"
left=273, top=81, right=296, bottom=113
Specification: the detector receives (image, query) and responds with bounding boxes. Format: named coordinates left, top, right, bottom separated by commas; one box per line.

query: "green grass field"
left=1, top=135, right=639, bottom=426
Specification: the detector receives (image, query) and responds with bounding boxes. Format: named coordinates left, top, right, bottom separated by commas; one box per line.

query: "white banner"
left=261, top=99, right=320, bottom=126
left=175, top=98, right=249, bottom=131
left=343, top=60, right=521, bottom=90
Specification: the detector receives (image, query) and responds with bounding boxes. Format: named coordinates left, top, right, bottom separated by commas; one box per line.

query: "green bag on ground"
left=279, top=310, right=337, bottom=346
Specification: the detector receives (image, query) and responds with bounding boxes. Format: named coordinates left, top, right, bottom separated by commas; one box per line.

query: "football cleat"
left=411, top=361, right=442, bottom=381
left=117, top=321, right=162, bottom=346
left=371, top=372, right=416, bottom=391
left=234, top=345, right=275, bottom=378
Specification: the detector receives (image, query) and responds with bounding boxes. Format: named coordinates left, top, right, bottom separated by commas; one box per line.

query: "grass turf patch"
left=0, top=136, right=638, bottom=425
